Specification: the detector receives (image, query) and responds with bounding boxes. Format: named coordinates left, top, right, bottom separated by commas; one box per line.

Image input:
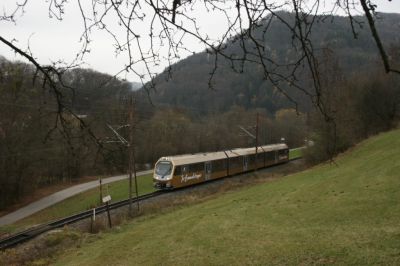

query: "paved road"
left=0, top=170, right=153, bottom=226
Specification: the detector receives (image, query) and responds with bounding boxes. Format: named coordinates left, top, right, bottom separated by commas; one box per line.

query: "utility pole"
left=104, top=95, right=139, bottom=216
left=255, top=112, right=259, bottom=171
left=128, top=95, right=139, bottom=215
left=99, top=178, right=103, bottom=205
left=128, top=96, right=133, bottom=215
left=238, top=113, right=260, bottom=171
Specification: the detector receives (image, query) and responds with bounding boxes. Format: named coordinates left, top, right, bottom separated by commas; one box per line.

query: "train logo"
left=181, top=173, right=202, bottom=183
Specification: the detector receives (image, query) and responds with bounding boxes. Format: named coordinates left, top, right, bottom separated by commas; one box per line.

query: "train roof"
left=157, top=143, right=288, bottom=166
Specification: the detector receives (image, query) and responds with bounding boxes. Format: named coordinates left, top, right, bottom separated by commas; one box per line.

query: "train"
left=153, top=143, right=289, bottom=189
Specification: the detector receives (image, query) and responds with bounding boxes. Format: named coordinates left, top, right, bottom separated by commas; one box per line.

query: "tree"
left=0, top=58, right=133, bottom=208
left=274, top=108, right=307, bottom=147
left=1, top=0, right=399, bottom=161
left=1, top=1, right=398, bottom=110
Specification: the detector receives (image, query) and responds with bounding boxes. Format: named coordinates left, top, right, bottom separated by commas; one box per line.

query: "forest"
left=145, top=12, right=400, bottom=114
left=0, top=12, right=399, bottom=209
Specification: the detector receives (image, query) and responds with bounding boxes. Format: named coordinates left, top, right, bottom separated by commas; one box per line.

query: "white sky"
left=0, top=0, right=399, bottom=83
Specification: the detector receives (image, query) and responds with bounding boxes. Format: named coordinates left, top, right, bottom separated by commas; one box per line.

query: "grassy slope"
left=54, top=129, right=400, bottom=265
left=289, top=146, right=304, bottom=159
left=0, top=174, right=155, bottom=233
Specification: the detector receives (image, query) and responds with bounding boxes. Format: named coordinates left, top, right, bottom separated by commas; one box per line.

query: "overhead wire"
left=0, top=93, right=267, bottom=161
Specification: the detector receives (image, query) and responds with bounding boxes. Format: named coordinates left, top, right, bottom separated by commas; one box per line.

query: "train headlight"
left=156, top=174, right=171, bottom=180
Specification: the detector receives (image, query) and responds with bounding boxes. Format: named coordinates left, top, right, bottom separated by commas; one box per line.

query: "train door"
left=205, top=162, right=212, bottom=180
left=243, top=156, right=249, bottom=171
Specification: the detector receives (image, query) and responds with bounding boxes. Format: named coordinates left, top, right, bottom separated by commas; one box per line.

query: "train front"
left=153, top=158, right=174, bottom=189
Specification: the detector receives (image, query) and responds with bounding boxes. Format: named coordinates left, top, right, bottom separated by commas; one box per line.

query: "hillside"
left=140, top=12, right=400, bottom=114
left=52, top=128, right=400, bottom=265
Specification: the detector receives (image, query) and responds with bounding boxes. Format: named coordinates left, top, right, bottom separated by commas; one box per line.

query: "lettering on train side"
left=181, top=173, right=202, bottom=182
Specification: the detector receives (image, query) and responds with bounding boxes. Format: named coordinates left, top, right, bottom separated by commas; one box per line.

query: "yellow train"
left=153, top=143, right=289, bottom=189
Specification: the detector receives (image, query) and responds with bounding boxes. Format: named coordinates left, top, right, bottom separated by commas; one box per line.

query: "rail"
left=0, top=191, right=164, bottom=251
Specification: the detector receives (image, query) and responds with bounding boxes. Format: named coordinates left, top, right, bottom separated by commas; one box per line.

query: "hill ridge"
left=139, top=12, right=400, bottom=115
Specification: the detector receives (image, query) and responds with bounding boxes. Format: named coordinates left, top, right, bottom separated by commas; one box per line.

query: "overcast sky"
left=1, top=1, right=399, bottom=83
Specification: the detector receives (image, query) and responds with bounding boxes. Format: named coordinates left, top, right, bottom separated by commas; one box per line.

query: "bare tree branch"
left=359, top=0, right=400, bottom=74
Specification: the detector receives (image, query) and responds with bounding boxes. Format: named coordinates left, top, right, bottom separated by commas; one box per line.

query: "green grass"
left=0, top=174, right=155, bottom=233
left=53, top=129, right=400, bottom=265
left=289, top=146, right=304, bottom=159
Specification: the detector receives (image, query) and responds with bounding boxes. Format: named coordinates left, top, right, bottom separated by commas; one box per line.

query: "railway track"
left=0, top=157, right=303, bottom=251
left=0, top=191, right=164, bottom=251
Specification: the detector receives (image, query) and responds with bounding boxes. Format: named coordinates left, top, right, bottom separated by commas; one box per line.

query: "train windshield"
left=155, top=161, right=172, bottom=176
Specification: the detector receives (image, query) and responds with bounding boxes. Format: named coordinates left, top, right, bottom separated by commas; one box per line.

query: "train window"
left=213, top=159, right=226, bottom=171
left=213, top=160, right=219, bottom=171
left=229, top=157, right=239, bottom=168
left=243, top=156, right=249, bottom=170
left=182, top=165, right=189, bottom=173
left=232, top=156, right=241, bottom=168
left=191, top=163, right=203, bottom=172
left=221, top=159, right=227, bottom=170
left=266, top=152, right=275, bottom=162
left=205, top=162, right=212, bottom=173
left=155, top=161, right=172, bottom=176
left=279, top=149, right=287, bottom=155
left=249, top=154, right=255, bottom=163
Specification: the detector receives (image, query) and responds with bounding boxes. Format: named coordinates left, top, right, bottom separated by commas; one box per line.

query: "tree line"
left=0, top=57, right=307, bottom=209
left=305, top=48, right=400, bottom=162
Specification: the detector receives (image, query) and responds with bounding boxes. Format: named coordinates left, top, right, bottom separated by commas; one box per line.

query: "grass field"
left=0, top=174, right=155, bottom=234
left=289, top=146, right=304, bottom=159
left=52, top=129, right=400, bottom=265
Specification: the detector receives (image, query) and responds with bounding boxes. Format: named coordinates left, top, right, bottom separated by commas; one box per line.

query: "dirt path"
left=0, top=170, right=153, bottom=226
